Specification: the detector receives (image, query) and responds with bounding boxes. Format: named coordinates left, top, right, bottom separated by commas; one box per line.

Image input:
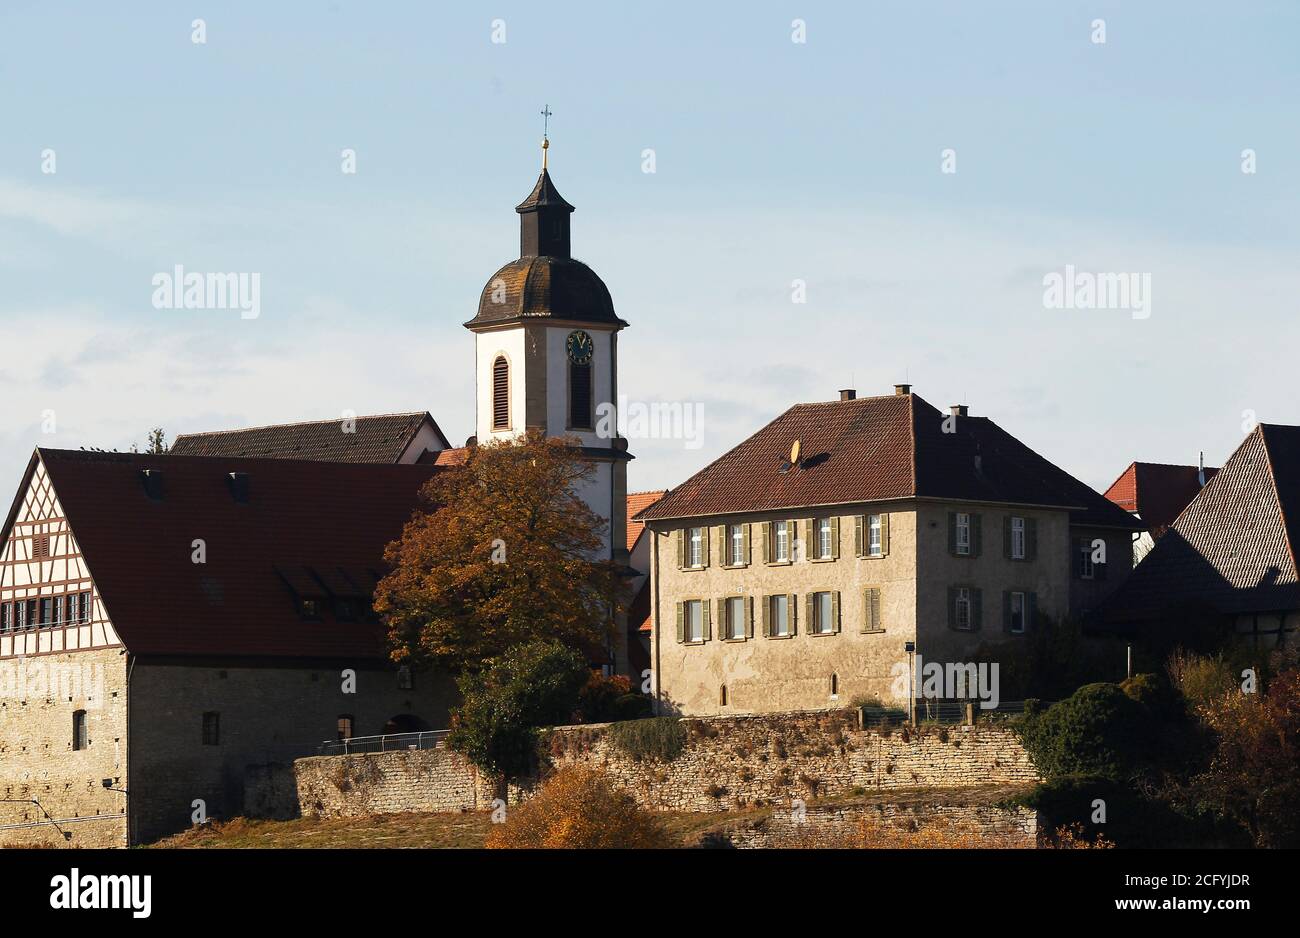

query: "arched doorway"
left=382, top=713, right=429, bottom=735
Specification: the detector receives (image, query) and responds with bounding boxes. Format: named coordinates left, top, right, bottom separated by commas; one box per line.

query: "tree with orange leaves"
left=375, top=431, right=628, bottom=673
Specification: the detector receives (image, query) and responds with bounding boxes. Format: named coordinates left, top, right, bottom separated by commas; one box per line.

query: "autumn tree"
left=375, top=430, right=628, bottom=673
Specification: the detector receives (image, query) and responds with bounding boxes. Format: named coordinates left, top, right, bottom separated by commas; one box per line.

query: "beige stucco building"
left=639, top=387, right=1142, bottom=716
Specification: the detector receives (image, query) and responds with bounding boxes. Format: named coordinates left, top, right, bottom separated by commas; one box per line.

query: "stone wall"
left=294, top=710, right=1038, bottom=820
left=703, top=795, right=1038, bottom=848
left=296, top=746, right=494, bottom=818
left=0, top=648, right=129, bottom=848
left=128, top=660, right=457, bottom=843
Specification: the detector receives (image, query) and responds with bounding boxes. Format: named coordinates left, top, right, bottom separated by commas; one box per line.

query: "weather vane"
left=540, top=104, right=553, bottom=169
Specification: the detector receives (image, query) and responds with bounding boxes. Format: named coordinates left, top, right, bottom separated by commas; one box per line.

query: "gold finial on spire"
left=540, top=104, right=553, bottom=170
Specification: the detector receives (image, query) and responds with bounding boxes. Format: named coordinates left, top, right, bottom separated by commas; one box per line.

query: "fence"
left=315, top=729, right=450, bottom=756
left=859, top=700, right=1047, bottom=727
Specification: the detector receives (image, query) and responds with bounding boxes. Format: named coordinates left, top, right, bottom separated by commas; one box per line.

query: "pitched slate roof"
left=626, top=490, right=667, bottom=552
left=171, top=412, right=447, bottom=463
left=1104, top=461, right=1218, bottom=537
left=638, top=392, right=1141, bottom=530
left=14, top=449, right=440, bottom=659
left=1104, top=425, right=1300, bottom=621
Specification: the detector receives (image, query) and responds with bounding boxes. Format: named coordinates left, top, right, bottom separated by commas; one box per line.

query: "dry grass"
left=150, top=812, right=492, bottom=849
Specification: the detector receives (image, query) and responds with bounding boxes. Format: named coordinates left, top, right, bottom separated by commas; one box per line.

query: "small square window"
left=868, top=514, right=883, bottom=556
left=954, top=588, right=973, bottom=631
left=1078, top=546, right=1095, bottom=580
left=773, top=521, right=790, bottom=563
left=811, top=591, right=835, bottom=634
left=1011, top=517, right=1026, bottom=560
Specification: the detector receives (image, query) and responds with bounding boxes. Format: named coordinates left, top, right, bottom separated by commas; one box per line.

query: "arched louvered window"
left=492, top=356, right=510, bottom=430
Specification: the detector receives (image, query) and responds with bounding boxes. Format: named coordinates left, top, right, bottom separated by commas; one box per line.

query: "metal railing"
left=315, top=729, right=450, bottom=756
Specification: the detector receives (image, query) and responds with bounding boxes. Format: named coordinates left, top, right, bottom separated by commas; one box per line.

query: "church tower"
left=464, top=139, right=632, bottom=577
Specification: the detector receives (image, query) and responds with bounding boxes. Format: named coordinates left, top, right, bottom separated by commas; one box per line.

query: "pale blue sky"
left=1, top=1, right=1297, bottom=494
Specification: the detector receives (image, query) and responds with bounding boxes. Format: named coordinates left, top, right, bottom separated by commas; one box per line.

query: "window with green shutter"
left=862, top=587, right=883, bottom=632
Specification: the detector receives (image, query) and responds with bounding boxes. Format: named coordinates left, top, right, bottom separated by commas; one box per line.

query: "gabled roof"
left=626, top=490, right=667, bottom=552
left=170, top=412, right=448, bottom=463
left=1104, top=425, right=1300, bottom=621
left=9, top=449, right=441, bottom=659
left=637, top=392, right=1141, bottom=530
left=1103, top=461, right=1218, bottom=537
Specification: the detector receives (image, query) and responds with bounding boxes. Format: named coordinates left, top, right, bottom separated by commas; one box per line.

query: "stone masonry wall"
left=710, top=798, right=1038, bottom=848
left=294, top=710, right=1038, bottom=819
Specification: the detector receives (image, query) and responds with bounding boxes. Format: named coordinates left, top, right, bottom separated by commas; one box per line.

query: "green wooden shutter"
left=675, top=602, right=685, bottom=643
left=831, top=591, right=841, bottom=633
left=948, top=512, right=958, bottom=555
left=854, top=514, right=864, bottom=557
left=1002, top=591, right=1012, bottom=632
left=1003, top=516, right=1012, bottom=559
left=760, top=595, right=770, bottom=637
left=1027, top=591, right=1038, bottom=631
left=742, top=523, right=751, bottom=565
left=947, top=587, right=957, bottom=629
left=805, top=593, right=815, bottom=633
left=763, top=521, right=772, bottom=563
left=830, top=516, right=840, bottom=559
left=745, top=595, right=754, bottom=639
left=972, top=587, right=983, bottom=630
left=702, top=526, right=711, bottom=567
left=803, top=518, right=814, bottom=560
left=701, top=599, right=711, bottom=641
left=871, top=588, right=881, bottom=631
left=788, top=593, right=797, bottom=635
left=676, top=529, right=685, bottom=570
left=880, top=513, right=890, bottom=556
left=716, top=598, right=725, bottom=638
left=972, top=514, right=983, bottom=557
left=1026, top=518, right=1038, bottom=561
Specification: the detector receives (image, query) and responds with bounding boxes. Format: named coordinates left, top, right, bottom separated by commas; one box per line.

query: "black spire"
left=516, top=168, right=574, bottom=259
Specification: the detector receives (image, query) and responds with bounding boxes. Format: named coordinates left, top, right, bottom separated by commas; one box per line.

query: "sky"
left=1, top=1, right=1297, bottom=496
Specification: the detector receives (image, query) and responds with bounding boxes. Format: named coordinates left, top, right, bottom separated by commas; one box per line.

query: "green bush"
left=1119, top=672, right=1185, bottom=721
left=1015, top=682, right=1157, bottom=780
left=607, top=716, right=687, bottom=763
left=575, top=673, right=652, bottom=723
left=447, top=639, right=589, bottom=780
left=1018, top=774, right=1219, bottom=848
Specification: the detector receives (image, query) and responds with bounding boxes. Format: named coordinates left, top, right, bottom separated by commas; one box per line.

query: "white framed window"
left=725, top=596, right=746, bottom=640
left=773, top=521, right=790, bottom=562
left=1009, top=591, right=1027, bottom=634
left=816, top=518, right=833, bottom=559
left=1078, top=544, right=1094, bottom=580
left=955, top=512, right=971, bottom=556
left=955, top=587, right=973, bottom=631
left=684, top=599, right=704, bottom=642
left=1011, top=516, right=1026, bottom=560
left=769, top=595, right=790, bottom=636
left=728, top=524, right=745, bottom=566
left=868, top=514, right=883, bottom=556
left=687, top=527, right=703, bottom=567
left=811, top=591, right=835, bottom=634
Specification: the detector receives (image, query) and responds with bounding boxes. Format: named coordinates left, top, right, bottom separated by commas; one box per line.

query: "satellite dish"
left=790, top=440, right=801, bottom=466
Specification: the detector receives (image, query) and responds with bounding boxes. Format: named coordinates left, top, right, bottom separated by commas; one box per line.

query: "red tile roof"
left=638, top=393, right=1140, bottom=530
left=1103, top=461, right=1218, bottom=537
left=431, top=447, right=470, bottom=467
left=14, top=449, right=442, bottom=660
left=1104, top=425, right=1300, bottom=621
left=171, top=413, right=448, bottom=463
left=625, top=490, right=667, bottom=552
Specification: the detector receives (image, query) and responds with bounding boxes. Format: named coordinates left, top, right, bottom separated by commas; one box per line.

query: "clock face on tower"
left=566, top=330, right=593, bottom=364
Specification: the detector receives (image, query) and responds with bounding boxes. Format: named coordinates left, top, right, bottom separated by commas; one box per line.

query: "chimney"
left=894, top=384, right=911, bottom=396
left=950, top=404, right=969, bottom=417
left=839, top=389, right=856, bottom=401
left=1198, top=451, right=1206, bottom=487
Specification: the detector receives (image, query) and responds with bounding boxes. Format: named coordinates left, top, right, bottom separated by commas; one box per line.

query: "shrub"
left=607, top=716, right=687, bottom=763
left=1015, top=682, right=1157, bottom=780
left=1166, top=650, right=1237, bottom=710
left=486, top=767, right=672, bottom=849
left=1018, top=774, right=1194, bottom=848
left=447, top=639, right=589, bottom=780
left=1119, top=672, right=1185, bottom=721
left=574, top=673, right=651, bottom=723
